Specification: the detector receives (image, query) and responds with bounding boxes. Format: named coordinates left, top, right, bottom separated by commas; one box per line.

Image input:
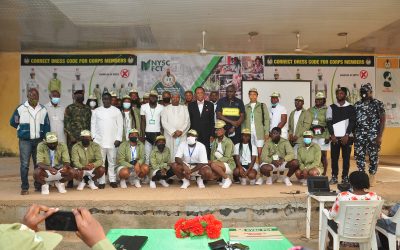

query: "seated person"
left=376, top=203, right=400, bottom=250
left=172, top=129, right=209, bottom=189
left=201, top=120, right=234, bottom=189
left=149, top=135, right=174, bottom=188
left=295, top=130, right=323, bottom=185
left=117, top=129, right=149, bottom=188
left=71, top=130, right=105, bottom=191
left=233, top=128, right=259, bottom=185
left=327, top=171, right=381, bottom=249
left=259, top=127, right=298, bottom=186
left=34, top=132, right=74, bottom=195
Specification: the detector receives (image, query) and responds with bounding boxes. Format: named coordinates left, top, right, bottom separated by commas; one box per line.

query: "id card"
left=312, top=119, right=319, bottom=125
left=272, top=155, right=279, bottom=161
left=314, top=128, right=322, bottom=135
left=149, top=119, right=155, bottom=125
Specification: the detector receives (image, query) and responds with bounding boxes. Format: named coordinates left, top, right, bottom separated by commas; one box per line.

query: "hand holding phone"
left=23, top=204, right=59, bottom=232
left=45, top=211, right=78, bottom=231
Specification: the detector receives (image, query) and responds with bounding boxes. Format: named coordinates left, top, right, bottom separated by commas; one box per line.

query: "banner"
left=263, top=55, right=375, bottom=105
left=375, top=57, right=400, bottom=127
left=20, top=54, right=137, bottom=106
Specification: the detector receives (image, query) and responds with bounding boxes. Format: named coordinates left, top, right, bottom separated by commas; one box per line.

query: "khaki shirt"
left=150, top=147, right=171, bottom=171
left=37, top=141, right=70, bottom=167
left=288, top=109, right=312, bottom=144
left=297, top=142, right=322, bottom=172
left=117, top=141, right=145, bottom=168
left=260, top=138, right=294, bottom=164
left=71, top=141, right=103, bottom=169
left=308, top=106, right=329, bottom=139
left=211, top=136, right=235, bottom=170
left=244, top=102, right=270, bottom=140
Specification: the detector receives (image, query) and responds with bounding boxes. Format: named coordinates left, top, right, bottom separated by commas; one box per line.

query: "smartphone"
left=112, top=235, right=148, bottom=250
left=45, top=211, right=78, bottom=231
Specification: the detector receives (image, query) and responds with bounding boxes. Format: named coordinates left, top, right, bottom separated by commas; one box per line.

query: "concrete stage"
left=0, top=157, right=399, bottom=249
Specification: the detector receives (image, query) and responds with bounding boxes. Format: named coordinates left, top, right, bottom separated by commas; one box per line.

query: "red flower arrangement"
left=174, top=214, right=222, bottom=239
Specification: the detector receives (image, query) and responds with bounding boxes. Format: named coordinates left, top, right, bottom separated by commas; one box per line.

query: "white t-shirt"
left=234, top=143, right=257, bottom=165
left=293, top=110, right=302, bottom=133
left=140, top=103, right=164, bottom=133
left=175, top=141, right=208, bottom=165
left=269, top=103, right=288, bottom=138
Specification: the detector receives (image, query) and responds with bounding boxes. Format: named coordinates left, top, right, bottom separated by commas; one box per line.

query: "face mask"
left=303, top=138, right=312, bottom=144
left=29, top=98, right=38, bottom=106
left=82, top=139, right=90, bottom=147
left=271, top=102, right=278, bottom=107
left=187, top=136, right=196, bottom=145
left=129, top=137, right=138, bottom=143
left=51, top=97, right=60, bottom=105
left=122, top=102, right=131, bottom=110
left=163, top=98, right=171, bottom=103
left=360, top=90, right=368, bottom=99
left=157, top=144, right=165, bottom=151
left=47, top=144, right=57, bottom=150
left=89, top=101, right=96, bottom=108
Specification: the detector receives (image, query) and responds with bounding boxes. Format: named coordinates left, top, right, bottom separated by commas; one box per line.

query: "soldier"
left=71, top=130, right=105, bottom=191
left=354, top=83, right=385, bottom=186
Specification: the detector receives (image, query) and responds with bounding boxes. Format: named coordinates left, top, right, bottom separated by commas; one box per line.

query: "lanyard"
left=130, top=146, right=136, bottom=161
left=188, top=145, right=196, bottom=164
left=149, top=106, right=156, bottom=119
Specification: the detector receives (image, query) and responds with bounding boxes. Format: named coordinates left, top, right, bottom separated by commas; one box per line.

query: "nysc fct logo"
left=141, top=59, right=170, bottom=72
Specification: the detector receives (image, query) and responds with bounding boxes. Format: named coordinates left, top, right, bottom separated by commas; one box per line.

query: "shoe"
left=180, top=179, right=190, bottom=189
left=329, top=176, right=338, bottom=185
left=166, top=179, right=174, bottom=185
left=41, top=184, right=49, bottom=195
left=196, top=177, right=205, bottom=189
left=133, top=178, right=142, bottom=188
left=240, top=178, right=247, bottom=186
left=66, top=180, right=74, bottom=189
left=218, top=178, right=225, bottom=186
left=255, top=177, right=264, bottom=185
left=249, top=179, right=256, bottom=185
left=341, top=176, right=349, bottom=184
left=369, top=173, right=376, bottom=187
left=76, top=181, right=86, bottom=191
left=283, top=177, right=293, bottom=186
left=20, top=190, right=29, bottom=195
left=55, top=182, right=67, bottom=193
left=120, top=179, right=127, bottom=189
left=98, top=184, right=105, bottom=189
left=222, top=178, right=232, bottom=188
left=272, top=175, right=279, bottom=183
left=266, top=177, right=273, bottom=185
left=159, top=179, right=169, bottom=187
left=110, top=182, right=118, bottom=188
left=88, top=180, right=98, bottom=190
left=150, top=181, right=156, bottom=189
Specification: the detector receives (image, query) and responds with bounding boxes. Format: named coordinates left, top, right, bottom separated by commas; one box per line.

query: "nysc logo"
left=141, top=59, right=170, bottom=72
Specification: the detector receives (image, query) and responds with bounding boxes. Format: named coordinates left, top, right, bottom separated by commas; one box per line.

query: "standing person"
left=86, top=95, right=98, bottom=111
left=288, top=96, right=312, bottom=155
left=243, top=88, right=269, bottom=157
left=142, top=92, right=150, bottom=105
left=10, top=88, right=50, bottom=195
left=162, top=91, right=171, bottom=106
left=149, top=135, right=174, bottom=188
left=295, top=131, right=322, bottom=185
left=326, top=87, right=356, bottom=184
left=216, top=85, right=245, bottom=145
left=309, top=92, right=330, bottom=176
left=268, top=92, right=288, bottom=139
left=140, top=90, right=164, bottom=164
left=121, top=95, right=141, bottom=142
left=354, top=83, right=385, bottom=186
left=129, top=88, right=141, bottom=109
left=45, top=90, right=66, bottom=143
left=71, top=130, right=105, bottom=191
left=184, top=90, right=194, bottom=105
left=209, top=90, right=219, bottom=123
left=91, top=92, right=123, bottom=188
left=161, top=92, right=190, bottom=161
left=188, top=87, right=215, bottom=158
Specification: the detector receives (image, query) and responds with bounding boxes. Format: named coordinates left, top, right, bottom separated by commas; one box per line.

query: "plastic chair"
left=319, top=200, right=384, bottom=250
left=375, top=208, right=400, bottom=250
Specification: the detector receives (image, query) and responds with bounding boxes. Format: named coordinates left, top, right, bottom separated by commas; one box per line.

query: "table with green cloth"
left=107, top=228, right=293, bottom=250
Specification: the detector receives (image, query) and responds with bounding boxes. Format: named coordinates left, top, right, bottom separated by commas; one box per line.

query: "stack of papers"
left=229, top=227, right=283, bottom=241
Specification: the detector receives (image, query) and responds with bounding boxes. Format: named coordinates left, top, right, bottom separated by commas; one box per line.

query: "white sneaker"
left=150, top=181, right=156, bottom=189
left=249, top=179, right=256, bottom=185
left=266, top=177, right=273, bottom=185
left=240, top=178, right=247, bottom=186
left=132, top=178, right=141, bottom=188
left=196, top=177, right=205, bottom=189
left=283, top=177, right=293, bottom=186
left=255, top=177, right=264, bottom=185
left=120, top=179, right=127, bottom=189
left=41, top=184, right=49, bottom=195
left=55, top=181, right=67, bottom=193
left=299, top=179, right=307, bottom=186
left=218, top=179, right=225, bottom=186
left=180, top=178, right=190, bottom=189
left=88, top=180, right=98, bottom=190
left=159, top=179, right=169, bottom=187
left=76, top=181, right=86, bottom=191
left=222, top=178, right=232, bottom=188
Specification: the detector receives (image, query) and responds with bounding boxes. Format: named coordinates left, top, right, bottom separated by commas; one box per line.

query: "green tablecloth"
left=107, top=228, right=293, bottom=250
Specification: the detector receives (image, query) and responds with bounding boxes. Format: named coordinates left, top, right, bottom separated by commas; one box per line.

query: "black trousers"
left=330, top=137, right=353, bottom=178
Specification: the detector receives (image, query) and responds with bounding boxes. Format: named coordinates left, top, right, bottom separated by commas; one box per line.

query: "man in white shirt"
left=161, top=92, right=190, bottom=161
left=269, top=92, right=288, bottom=139
left=172, top=129, right=209, bottom=189
left=91, top=92, right=123, bottom=188
left=45, top=90, right=66, bottom=143
left=140, top=90, right=164, bottom=164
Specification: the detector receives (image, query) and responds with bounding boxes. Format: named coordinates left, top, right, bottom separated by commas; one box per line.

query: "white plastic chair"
left=319, top=200, right=384, bottom=250
left=376, top=208, right=400, bottom=250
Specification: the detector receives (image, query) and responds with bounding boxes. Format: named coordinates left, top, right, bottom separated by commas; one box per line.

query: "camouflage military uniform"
left=64, top=103, right=92, bottom=151
left=354, top=99, right=385, bottom=174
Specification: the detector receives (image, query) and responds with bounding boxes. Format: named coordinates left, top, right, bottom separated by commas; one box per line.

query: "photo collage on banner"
left=20, top=54, right=137, bottom=107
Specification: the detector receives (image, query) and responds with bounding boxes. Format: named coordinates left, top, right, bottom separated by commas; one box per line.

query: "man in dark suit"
left=188, top=87, right=215, bottom=159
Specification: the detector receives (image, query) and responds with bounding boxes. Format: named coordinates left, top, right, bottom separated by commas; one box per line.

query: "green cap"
left=241, top=128, right=251, bottom=134
left=149, top=90, right=158, bottom=97
left=315, top=92, right=325, bottom=99
left=80, top=130, right=91, bottom=137
left=128, top=128, right=139, bottom=134
left=187, top=129, right=198, bottom=137
left=215, top=120, right=226, bottom=129
left=270, top=92, right=280, bottom=98
left=45, top=132, right=58, bottom=143
left=303, top=130, right=313, bottom=136
left=155, top=135, right=166, bottom=142
left=295, top=96, right=304, bottom=101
